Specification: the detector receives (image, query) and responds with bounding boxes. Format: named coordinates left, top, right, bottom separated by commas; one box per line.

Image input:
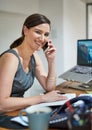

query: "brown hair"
left=10, top=13, right=51, bottom=49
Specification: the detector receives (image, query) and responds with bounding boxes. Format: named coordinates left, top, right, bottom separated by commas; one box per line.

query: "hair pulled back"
left=10, top=13, right=51, bottom=49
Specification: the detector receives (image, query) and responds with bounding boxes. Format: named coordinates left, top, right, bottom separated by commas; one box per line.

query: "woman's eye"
left=35, top=31, right=41, bottom=34
left=35, top=30, right=49, bottom=37
left=45, top=33, right=49, bottom=37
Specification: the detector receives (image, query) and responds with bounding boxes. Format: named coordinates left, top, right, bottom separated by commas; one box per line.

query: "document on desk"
left=11, top=93, right=76, bottom=126
left=31, top=93, right=76, bottom=107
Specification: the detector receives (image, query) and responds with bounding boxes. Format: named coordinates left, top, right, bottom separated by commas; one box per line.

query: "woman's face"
left=24, top=23, right=50, bottom=51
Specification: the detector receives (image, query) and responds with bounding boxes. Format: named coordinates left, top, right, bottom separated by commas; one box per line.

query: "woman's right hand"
left=41, top=90, right=67, bottom=103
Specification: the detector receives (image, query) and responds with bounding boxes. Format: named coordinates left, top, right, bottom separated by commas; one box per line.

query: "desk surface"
left=0, top=81, right=88, bottom=130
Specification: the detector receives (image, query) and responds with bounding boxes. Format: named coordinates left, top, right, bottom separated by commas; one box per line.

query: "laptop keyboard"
left=60, top=65, right=92, bottom=83
left=71, top=66, right=92, bottom=74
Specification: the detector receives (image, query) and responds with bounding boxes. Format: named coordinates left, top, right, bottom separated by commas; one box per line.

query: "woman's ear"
left=23, top=26, right=29, bottom=36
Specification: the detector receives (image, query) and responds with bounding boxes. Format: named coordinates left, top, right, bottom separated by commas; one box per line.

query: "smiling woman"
left=0, top=13, right=67, bottom=113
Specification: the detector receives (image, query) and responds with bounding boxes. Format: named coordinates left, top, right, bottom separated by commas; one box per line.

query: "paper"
left=11, top=116, right=28, bottom=126
left=32, top=93, right=76, bottom=107
left=11, top=93, right=76, bottom=126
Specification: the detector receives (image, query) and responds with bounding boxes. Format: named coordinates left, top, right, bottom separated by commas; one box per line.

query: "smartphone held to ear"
left=42, top=42, right=49, bottom=52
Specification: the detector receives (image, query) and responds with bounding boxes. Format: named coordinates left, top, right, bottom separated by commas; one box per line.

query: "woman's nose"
left=40, top=34, right=45, bottom=42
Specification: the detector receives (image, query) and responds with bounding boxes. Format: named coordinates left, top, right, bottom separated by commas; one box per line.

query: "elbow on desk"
left=0, top=100, right=10, bottom=113
left=0, top=104, right=5, bottom=113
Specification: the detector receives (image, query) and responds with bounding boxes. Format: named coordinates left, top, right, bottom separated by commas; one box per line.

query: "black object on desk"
left=49, top=96, right=92, bottom=130
left=0, top=114, right=28, bottom=129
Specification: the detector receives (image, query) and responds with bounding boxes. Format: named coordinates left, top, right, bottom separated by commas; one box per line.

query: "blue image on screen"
left=77, top=40, right=92, bottom=66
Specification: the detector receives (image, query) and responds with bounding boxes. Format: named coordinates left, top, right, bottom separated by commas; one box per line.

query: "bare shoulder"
left=0, top=52, right=19, bottom=69
left=0, top=52, right=18, bottom=62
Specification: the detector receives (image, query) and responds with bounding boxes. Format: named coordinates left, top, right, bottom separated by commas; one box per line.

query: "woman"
left=0, top=13, right=66, bottom=112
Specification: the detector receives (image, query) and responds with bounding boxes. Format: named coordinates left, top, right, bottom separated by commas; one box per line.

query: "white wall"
left=0, top=0, right=39, bottom=15
left=0, top=0, right=86, bottom=96
left=63, top=0, right=86, bottom=71
left=0, top=11, right=27, bottom=53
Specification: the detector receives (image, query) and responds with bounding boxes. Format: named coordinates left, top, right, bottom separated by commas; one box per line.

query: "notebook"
left=59, top=39, right=92, bottom=83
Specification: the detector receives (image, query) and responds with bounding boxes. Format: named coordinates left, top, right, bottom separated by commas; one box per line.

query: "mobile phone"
left=42, top=42, right=49, bottom=52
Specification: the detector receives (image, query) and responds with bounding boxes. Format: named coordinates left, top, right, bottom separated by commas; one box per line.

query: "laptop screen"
left=77, top=39, right=92, bottom=66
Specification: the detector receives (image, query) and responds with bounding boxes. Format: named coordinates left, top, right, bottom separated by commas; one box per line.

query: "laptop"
left=59, top=39, right=92, bottom=83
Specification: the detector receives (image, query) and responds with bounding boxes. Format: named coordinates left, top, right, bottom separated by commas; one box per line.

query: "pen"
left=44, top=91, right=65, bottom=94
left=57, top=92, right=65, bottom=94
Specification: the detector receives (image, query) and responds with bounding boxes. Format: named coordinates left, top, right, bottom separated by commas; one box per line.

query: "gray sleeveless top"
left=1, top=49, right=36, bottom=97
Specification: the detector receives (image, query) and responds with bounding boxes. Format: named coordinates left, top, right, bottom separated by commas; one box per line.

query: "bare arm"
left=0, top=53, right=43, bottom=112
left=34, top=41, right=57, bottom=91
left=0, top=52, right=66, bottom=113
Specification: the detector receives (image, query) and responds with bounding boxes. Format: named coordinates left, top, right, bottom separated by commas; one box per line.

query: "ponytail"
left=10, top=37, right=24, bottom=49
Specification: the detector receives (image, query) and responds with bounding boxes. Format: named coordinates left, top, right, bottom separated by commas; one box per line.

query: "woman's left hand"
left=45, top=41, right=56, bottom=62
